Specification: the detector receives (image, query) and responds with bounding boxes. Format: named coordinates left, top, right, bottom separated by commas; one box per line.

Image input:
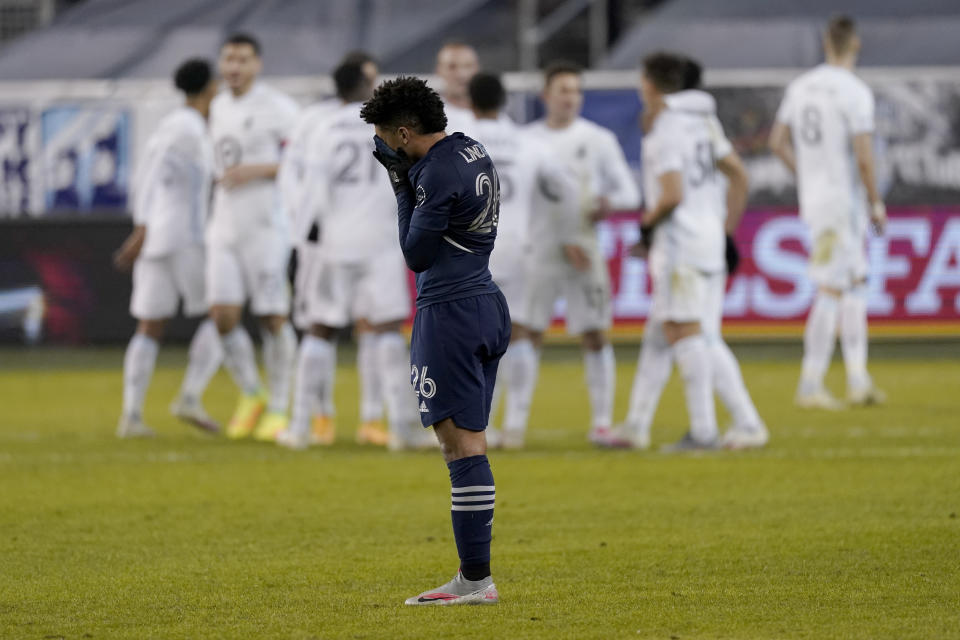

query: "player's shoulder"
left=155, top=107, right=205, bottom=144
left=252, top=83, right=300, bottom=113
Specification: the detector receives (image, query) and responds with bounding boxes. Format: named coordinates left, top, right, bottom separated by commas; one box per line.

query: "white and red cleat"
left=404, top=572, right=499, bottom=606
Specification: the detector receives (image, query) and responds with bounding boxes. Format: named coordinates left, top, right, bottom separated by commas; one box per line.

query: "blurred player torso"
left=779, top=64, right=874, bottom=231
left=304, top=101, right=397, bottom=262
left=208, top=83, right=299, bottom=245
left=643, top=108, right=726, bottom=273
left=136, top=106, right=213, bottom=258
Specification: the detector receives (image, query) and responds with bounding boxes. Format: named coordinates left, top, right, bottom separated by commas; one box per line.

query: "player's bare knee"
left=510, top=323, right=530, bottom=342
left=663, top=321, right=700, bottom=345
left=581, top=330, right=606, bottom=352
left=137, top=319, right=166, bottom=340
left=529, top=331, right=545, bottom=348
left=210, top=307, right=239, bottom=334
left=368, top=319, right=404, bottom=334
left=260, top=315, right=288, bottom=334
left=818, top=286, right=843, bottom=299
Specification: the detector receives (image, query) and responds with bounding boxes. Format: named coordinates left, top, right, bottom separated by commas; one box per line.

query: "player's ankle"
left=461, top=562, right=490, bottom=581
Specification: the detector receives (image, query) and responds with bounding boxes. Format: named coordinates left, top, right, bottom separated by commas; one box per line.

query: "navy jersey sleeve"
left=400, top=161, right=461, bottom=272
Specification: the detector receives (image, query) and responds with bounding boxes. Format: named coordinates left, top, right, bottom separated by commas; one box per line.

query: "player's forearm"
left=853, top=139, right=881, bottom=205
left=248, top=163, right=280, bottom=180
left=642, top=199, right=678, bottom=227
left=772, top=145, right=796, bottom=174
left=724, top=170, right=749, bottom=234
left=768, top=125, right=797, bottom=174
left=401, top=226, right=442, bottom=272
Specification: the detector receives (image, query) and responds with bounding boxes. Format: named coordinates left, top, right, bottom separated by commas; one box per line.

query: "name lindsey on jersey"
left=458, top=144, right=487, bottom=163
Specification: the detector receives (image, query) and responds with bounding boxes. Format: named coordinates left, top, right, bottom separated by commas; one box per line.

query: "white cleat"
left=721, top=424, right=769, bottom=450
left=847, top=386, right=887, bottom=407
left=593, top=424, right=648, bottom=450
left=795, top=389, right=845, bottom=411
left=275, top=428, right=311, bottom=451
left=404, top=572, right=499, bottom=606
left=116, top=415, right=156, bottom=439
left=170, top=396, right=220, bottom=434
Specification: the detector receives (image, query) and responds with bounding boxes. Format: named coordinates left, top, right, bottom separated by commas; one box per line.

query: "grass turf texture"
left=0, top=345, right=958, bottom=639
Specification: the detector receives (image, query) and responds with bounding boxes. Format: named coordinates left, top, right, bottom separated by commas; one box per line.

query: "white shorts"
left=523, top=249, right=612, bottom=335
left=292, top=243, right=320, bottom=331
left=206, top=233, right=291, bottom=316
left=649, top=253, right=709, bottom=325
left=130, top=246, right=206, bottom=320
left=808, top=226, right=868, bottom=291
left=302, top=250, right=411, bottom=328
left=490, top=250, right=529, bottom=327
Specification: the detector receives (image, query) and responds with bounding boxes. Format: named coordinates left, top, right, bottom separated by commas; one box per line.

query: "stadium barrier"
left=1, top=69, right=958, bottom=343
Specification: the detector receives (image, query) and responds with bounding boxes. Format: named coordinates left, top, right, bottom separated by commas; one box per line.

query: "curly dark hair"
left=360, top=76, right=447, bottom=134
left=642, top=51, right=686, bottom=94
left=681, top=56, right=703, bottom=91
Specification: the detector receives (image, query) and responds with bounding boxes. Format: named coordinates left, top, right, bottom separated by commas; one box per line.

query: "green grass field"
left=1, top=344, right=958, bottom=639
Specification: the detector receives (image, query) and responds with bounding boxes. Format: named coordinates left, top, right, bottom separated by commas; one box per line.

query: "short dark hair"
left=544, top=60, right=582, bottom=87
left=827, top=15, right=857, bottom=53
left=642, top=51, right=686, bottom=94
left=340, top=49, right=377, bottom=67
left=360, top=76, right=447, bottom=134
left=681, top=56, right=703, bottom=90
left=469, top=72, right=506, bottom=112
left=174, top=58, right=213, bottom=96
left=222, top=32, right=261, bottom=56
left=333, top=59, right=368, bottom=101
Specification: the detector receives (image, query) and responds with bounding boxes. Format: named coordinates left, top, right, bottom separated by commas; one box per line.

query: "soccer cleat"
left=660, top=432, right=720, bottom=453
left=275, top=428, right=311, bottom=451
left=310, top=415, right=336, bottom=446
left=356, top=420, right=390, bottom=446
left=847, top=385, right=887, bottom=407
left=225, top=393, right=267, bottom=440
left=589, top=425, right=636, bottom=449
left=594, top=423, right=650, bottom=450
left=116, top=415, right=156, bottom=439
left=169, top=396, right=220, bottom=434
left=795, top=389, right=845, bottom=411
left=404, top=572, right=499, bottom=606
left=720, top=424, right=769, bottom=450
left=253, top=411, right=288, bottom=442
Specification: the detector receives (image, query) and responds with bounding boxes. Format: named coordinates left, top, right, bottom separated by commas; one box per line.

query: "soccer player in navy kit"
left=361, top=76, right=510, bottom=606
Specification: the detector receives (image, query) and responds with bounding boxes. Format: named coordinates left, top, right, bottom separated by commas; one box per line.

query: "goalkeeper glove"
left=372, top=135, right=413, bottom=197
left=725, top=234, right=740, bottom=275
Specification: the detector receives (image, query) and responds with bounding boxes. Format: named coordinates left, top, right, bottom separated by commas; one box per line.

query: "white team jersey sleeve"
left=595, top=128, right=641, bottom=210
left=846, top=82, right=875, bottom=135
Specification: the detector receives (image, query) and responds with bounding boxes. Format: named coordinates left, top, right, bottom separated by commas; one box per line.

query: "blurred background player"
left=523, top=62, right=640, bottom=445
left=435, top=40, right=479, bottom=136
left=206, top=33, right=300, bottom=441
left=467, top=72, right=577, bottom=449
left=610, top=54, right=767, bottom=450
left=769, top=15, right=887, bottom=410
left=277, top=58, right=421, bottom=451
left=279, top=51, right=383, bottom=445
left=113, top=58, right=221, bottom=439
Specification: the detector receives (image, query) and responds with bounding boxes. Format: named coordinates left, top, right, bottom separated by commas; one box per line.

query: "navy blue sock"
left=447, top=454, right=494, bottom=581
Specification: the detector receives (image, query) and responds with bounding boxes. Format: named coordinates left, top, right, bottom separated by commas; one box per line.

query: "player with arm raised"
left=607, top=55, right=767, bottom=450
left=278, top=51, right=385, bottom=446
left=523, top=62, right=641, bottom=446
left=467, top=72, right=578, bottom=449
left=769, top=15, right=886, bottom=409
left=276, top=57, right=420, bottom=451
left=114, top=59, right=222, bottom=438
left=361, top=76, right=509, bottom=606
left=435, top=41, right=479, bottom=136
left=206, top=33, right=300, bottom=441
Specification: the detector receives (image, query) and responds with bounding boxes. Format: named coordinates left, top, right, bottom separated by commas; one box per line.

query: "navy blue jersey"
left=404, top=133, right=501, bottom=308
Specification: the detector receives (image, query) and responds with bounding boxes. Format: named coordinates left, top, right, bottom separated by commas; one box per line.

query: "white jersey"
left=643, top=104, right=731, bottom=273
left=775, top=64, right=875, bottom=228
left=207, top=83, right=299, bottom=246
left=278, top=99, right=340, bottom=244
left=299, top=101, right=398, bottom=262
left=133, top=106, right=213, bottom=258
left=525, top=117, right=640, bottom=252
left=444, top=101, right=476, bottom=139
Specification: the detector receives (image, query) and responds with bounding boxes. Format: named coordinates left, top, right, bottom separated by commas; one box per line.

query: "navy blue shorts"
left=409, top=291, right=511, bottom=430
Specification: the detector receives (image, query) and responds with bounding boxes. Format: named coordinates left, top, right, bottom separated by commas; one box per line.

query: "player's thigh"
left=130, top=256, right=178, bottom=320
left=522, top=256, right=564, bottom=333
left=563, top=256, right=612, bottom=336
left=171, top=245, right=208, bottom=318
left=808, top=226, right=861, bottom=291
left=651, top=260, right=706, bottom=325
left=205, top=244, right=247, bottom=308
left=355, top=252, right=412, bottom=325
left=305, top=259, right=356, bottom=329
left=240, top=233, right=291, bottom=317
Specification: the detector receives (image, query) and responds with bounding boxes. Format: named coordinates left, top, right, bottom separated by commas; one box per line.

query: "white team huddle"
left=116, top=16, right=885, bottom=451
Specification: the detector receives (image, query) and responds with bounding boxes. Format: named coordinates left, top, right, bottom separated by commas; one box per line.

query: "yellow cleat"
left=310, top=415, right=336, bottom=446
left=253, top=411, right=289, bottom=442
left=356, top=420, right=390, bottom=447
left=225, top=393, right=267, bottom=439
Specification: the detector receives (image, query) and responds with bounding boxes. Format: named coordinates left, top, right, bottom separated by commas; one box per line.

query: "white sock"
left=709, top=339, right=762, bottom=429
left=584, top=343, right=615, bottom=428
left=378, top=332, right=418, bottom=436
left=221, top=327, right=261, bottom=396
left=290, top=335, right=336, bottom=436
left=357, top=332, right=384, bottom=423
left=841, top=284, right=871, bottom=392
left=179, top=319, right=222, bottom=402
left=625, top=320, right=673, bottom=440
left=122, top=333, right=159, bottom=420
left=261, top=322, right=297, bottom=413
left=800, top=292, right=839, bottom=393
left=673, top=333, right=717, bottom=443
left=503, top=339, right=539, bottom=433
